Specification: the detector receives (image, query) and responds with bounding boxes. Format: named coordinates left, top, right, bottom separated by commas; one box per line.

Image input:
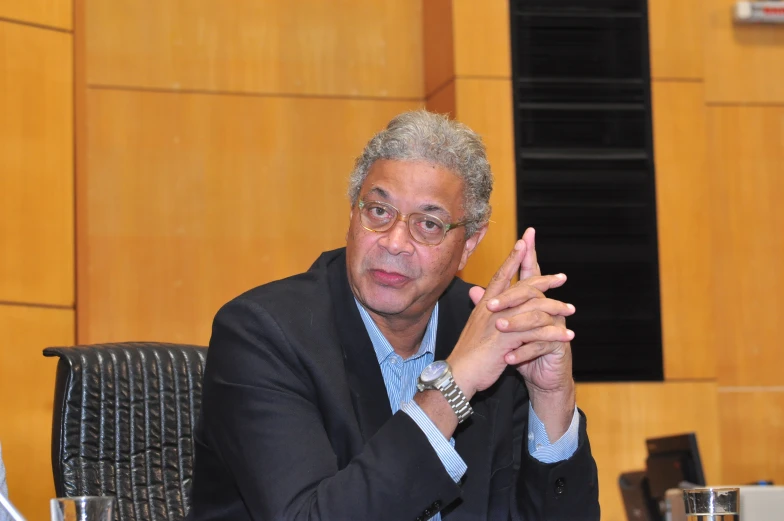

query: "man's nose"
left=379, top=219, right=415, bottom=255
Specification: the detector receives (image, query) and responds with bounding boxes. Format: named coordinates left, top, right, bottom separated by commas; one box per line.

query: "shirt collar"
left=354, top=298, right=439, bottom=365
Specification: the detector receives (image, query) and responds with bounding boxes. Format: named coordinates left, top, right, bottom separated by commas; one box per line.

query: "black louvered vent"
left=510, top=0, right=663, bottom=381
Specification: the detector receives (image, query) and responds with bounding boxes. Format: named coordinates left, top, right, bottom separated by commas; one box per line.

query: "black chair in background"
left=43, top=342, right=208, bottom=521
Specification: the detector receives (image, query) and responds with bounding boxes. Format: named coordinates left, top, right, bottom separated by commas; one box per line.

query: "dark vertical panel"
left=510, top=0, right=663, bottom=381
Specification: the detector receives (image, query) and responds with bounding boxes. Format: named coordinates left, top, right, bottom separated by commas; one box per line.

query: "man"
left=187, top=110, right=599, bottom=520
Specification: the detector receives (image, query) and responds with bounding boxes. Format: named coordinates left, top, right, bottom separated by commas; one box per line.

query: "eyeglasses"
left=357, top=200, right=471, bottom=246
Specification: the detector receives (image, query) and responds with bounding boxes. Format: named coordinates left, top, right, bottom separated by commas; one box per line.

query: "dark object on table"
left=619, top=470, right=659, bottom=521
left=645, top=432, right=706, bottom=519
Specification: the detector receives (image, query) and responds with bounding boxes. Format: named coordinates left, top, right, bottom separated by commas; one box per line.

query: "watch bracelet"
left=440, top=378, right=473, bottom=423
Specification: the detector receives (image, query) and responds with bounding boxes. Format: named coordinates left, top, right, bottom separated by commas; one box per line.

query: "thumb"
left=469, top=286, right=485, bottom=305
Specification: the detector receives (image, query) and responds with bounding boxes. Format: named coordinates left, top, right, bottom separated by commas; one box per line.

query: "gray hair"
left=347, top=110, right=493, bottom=237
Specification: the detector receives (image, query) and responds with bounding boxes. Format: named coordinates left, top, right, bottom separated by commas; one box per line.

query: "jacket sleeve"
left=193, top=297, right=463, bottom=521
left=512, top=379, right=601, bottom=521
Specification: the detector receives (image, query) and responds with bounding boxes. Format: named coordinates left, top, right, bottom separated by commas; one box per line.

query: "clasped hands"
left=448, top=228, right=576, bottom=435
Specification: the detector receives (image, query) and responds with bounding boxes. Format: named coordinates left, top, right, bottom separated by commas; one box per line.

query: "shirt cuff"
left=527, top=404, right=580, bottom=463
left=401, top=400, right=467, bottom=483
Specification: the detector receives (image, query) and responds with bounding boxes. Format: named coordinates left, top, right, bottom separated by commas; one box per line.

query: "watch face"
left=421, top=360, right=448, bottom=384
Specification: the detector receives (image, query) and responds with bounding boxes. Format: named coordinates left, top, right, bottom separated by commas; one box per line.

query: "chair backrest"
left=43, top=342, right=207, bottom=521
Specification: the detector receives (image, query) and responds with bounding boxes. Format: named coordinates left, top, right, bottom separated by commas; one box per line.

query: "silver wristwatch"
left=417, top=360, right=473, bottom=423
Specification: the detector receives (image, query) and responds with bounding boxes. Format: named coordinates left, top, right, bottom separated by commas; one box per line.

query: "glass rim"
left=683, top=487, right=740, bottom=492
left=682, top=487, right=739, bottom=515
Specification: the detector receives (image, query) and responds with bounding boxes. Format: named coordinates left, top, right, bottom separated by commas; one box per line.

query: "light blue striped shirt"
left=356, top=299, right=579, bottom=520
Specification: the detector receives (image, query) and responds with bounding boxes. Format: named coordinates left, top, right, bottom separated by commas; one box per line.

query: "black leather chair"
left=44, top=342, right=208, bottom=521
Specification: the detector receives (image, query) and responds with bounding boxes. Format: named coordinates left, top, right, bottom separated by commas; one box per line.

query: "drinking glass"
left=683, top=487, right=740, bottom=521
left=50, top=496, right=115, bottom=521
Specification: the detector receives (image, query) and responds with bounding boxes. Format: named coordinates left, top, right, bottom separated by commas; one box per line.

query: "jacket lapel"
left=324, top=249, right=393, bottom=441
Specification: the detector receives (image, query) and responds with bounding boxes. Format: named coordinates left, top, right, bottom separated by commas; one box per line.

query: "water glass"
left=683, top=487, right=740, bottom=521
left=50, top=496, right=115, bottom=521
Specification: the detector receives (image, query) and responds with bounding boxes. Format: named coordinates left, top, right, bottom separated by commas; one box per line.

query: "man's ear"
left=458, top=224, right=488, bottom=271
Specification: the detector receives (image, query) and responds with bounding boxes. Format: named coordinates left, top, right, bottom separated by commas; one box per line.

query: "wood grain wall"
left=708, top=101, right=784, bottom=487
left=0, top=2, right=73, bottom=519
left=0, top=307, right=72, bottom=520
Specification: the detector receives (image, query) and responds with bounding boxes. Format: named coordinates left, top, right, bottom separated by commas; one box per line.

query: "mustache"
left=362, top=253, right=419, bottom=278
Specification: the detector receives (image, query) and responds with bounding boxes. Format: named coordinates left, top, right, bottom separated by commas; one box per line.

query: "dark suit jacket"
left=187, top=248, right=599, bottom=521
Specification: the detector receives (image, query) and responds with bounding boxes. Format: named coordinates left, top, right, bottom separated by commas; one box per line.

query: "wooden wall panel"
left=648, top=0, right=703, bottom=80
left=707, top=106, right=784, bottom=386
left=718, top=390, right=784, bottom=485
left=452, top=78, right=517, bottom=287
left=0, top=305, right=73, bottom=521
left=705, top=0, right=784, bottom=103
left=0, top=0, right=71, bottom=30
left=452, top=0, right=511, bottom=78
left=85, top=0, right=423, bottom=98
left=423, top=0, right=454, bottom=97
left=80, top=89, right=420, bottom=345
left=0, top=21, right=74, bottom=306
left=652, top=81, right=714, bottom=380
left=577, top=382, right=721, bottom=521
left=425, top=80, right=456, bottom=118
